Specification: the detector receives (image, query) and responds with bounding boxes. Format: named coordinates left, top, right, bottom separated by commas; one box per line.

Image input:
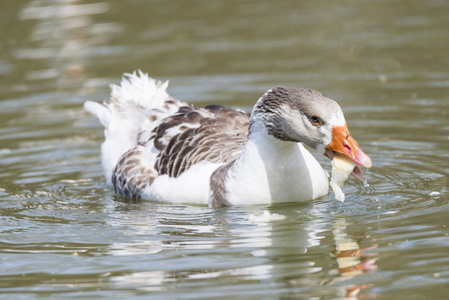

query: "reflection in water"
left=332, top=218, right=378, bottom=299
left=106, top=204, right=379, bottom=298
left=17, top=0, right=121, bottom=86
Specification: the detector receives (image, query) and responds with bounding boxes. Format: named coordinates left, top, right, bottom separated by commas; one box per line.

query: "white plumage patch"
left=109, top=70, right=169, bottom=110
left=224, top=128, right=329, bottom=205
left=84, top=71, right=171, bottom=183
left=328, top=111, right=346, bottom=127
left=141, top=161, right=222, bottom=205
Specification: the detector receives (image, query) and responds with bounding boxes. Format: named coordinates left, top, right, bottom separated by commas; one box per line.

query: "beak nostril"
left=344, top=144, right=351, bottom=153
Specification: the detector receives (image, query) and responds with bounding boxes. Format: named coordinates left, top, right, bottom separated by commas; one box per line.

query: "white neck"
left=224, top=123, right=329, bottom=205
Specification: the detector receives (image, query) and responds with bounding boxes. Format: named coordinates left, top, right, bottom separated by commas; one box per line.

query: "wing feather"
left=153, top=105, right=249, bottom=178
left=112, top=102, right=250, bottom=197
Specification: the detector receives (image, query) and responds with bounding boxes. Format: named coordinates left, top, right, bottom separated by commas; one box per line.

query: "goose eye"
left=310, top=115, right=322, bottom=125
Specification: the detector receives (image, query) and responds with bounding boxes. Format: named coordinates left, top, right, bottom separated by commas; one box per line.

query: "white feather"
left=141, top=161, right=222, bottom=205
left=84, top=70, right=170, bottom=184
left=110, top=70, right=169, bottom=109
left=225, top=123, right=329, bottom=205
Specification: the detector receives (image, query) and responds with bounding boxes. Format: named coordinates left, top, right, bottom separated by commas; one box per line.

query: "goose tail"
left=84, top=70, right=170, bottom=184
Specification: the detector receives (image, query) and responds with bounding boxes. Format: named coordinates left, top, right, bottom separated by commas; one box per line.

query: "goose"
left=84, top=71, right=371, bottom=207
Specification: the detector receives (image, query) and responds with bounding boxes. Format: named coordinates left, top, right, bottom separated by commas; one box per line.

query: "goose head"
left=250, top=87, right=372, bottom=178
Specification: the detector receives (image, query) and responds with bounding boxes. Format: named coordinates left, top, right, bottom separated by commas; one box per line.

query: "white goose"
left=84, top=71, right=371, bottom=207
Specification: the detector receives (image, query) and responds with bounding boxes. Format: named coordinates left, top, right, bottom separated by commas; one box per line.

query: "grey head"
left=249, top=86, right=346, bottom=152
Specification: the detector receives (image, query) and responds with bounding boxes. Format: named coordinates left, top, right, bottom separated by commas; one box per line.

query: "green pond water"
left=1, top=0, right=448, bottom=299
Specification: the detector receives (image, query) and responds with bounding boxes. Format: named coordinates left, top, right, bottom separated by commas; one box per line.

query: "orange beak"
left=325, top=123, right=372, bottom=169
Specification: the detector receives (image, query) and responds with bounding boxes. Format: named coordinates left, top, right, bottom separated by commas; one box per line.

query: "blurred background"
left=0, top=0, right=448, bottom=299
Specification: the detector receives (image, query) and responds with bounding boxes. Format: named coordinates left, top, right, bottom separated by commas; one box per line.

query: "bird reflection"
left=332, top=218, right=378, bottom=299
left=103, top=201, right=379, bottom=299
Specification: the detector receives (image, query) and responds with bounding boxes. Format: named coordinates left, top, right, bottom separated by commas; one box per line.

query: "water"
left=1, top=0, right=448, bottom=299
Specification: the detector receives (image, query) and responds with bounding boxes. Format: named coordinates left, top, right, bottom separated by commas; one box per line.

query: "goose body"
left=85, top=71, right=371, bottom=207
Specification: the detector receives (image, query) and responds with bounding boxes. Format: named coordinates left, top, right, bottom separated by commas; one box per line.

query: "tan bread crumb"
left=330, top=154, right=357, bottom=202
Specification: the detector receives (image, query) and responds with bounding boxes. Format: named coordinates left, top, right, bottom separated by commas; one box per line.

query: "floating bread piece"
left=330, top=154, right=357, bottom=202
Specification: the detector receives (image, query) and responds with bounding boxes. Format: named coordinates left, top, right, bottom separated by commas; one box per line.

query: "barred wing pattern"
left=112, top=103, right=249, bottom=198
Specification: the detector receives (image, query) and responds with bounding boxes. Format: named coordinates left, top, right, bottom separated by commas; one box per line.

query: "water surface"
left=1, top=0, right=448, bottom=299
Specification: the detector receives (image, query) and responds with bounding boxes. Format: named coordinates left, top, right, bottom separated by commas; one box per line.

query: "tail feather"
left=110, top=70, right=169, bottom=110
left=84, top=70, right=170, bottom=184
left=84, top=101, right=111, bottom=128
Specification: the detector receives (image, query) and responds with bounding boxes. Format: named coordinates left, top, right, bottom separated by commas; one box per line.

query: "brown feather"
left=112, top=101, right=250, bottom=199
